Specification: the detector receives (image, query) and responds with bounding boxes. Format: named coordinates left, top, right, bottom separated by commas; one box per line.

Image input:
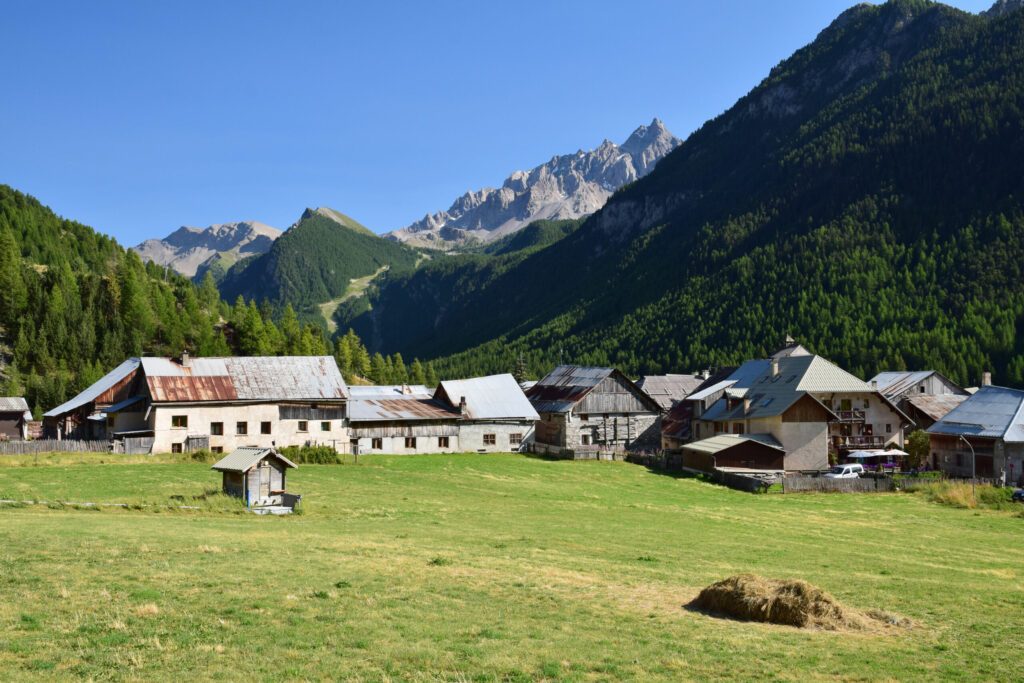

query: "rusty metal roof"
left=905, top=394, right=968, bottom=422
left=141, top=356, right=348, bottom=402
left=349, top=393, right=461, bottom=422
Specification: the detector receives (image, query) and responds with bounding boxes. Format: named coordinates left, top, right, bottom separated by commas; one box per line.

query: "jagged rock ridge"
left=133, top=221, right=281, bottom=278
left=387, top=118, right=681, bottom=249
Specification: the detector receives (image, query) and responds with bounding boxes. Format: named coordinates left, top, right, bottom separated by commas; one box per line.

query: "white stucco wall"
left=151, top=404, right=347, bottom=454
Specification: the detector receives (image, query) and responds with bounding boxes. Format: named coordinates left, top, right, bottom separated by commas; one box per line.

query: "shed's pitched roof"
left=637, top=374, right=702, bottom=410
left=143, top=356, right=348, bottom=402
left=0, top=397, right=30, bottom=413
left=211, top=447, right=297, bottom=473
left=682, top=433, right=784, bottom=455
left=435, top=374, right=539, bottom=421
left=44, top=358, right=141, bottom=418
left=927, top=386, right=1024, bottom=442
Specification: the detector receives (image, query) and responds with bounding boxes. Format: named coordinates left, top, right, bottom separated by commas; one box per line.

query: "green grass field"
left=1, top=454, right=1021, bottom=681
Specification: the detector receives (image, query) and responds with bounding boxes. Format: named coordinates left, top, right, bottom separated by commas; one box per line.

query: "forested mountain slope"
left=218, top=208, right=420, bottom=312
left=343, top=0, right=1024, bottom=387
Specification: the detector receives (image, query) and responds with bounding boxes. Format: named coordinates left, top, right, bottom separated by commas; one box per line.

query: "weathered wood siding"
left=0, top=415, right=23, bottom=439
left=0, top=439, right=109, bottom=455
left=576, top=377, right=657, bottom=415
left=349, top=421, right=459, bottom=438
left=223, top=471, right=244, bottom=497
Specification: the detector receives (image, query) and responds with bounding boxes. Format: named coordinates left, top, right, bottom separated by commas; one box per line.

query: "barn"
left=525, top=365, right=663, bottom=459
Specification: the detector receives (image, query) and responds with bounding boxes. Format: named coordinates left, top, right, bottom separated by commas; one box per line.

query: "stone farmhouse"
left=870, top=370, right=970, bottom=430
left=927, top=385, right=1024, bottom=483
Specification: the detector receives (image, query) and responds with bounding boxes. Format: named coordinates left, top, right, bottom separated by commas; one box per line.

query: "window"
left=714, top=421, right=726, bottom=434
left=696, top=423, right=701, bottom=438
left=298, top=421, right=308, bottom=433
left=919, top=386, right=926, bottom=393
left=171, top=415, right=188, bottom=428
left=438, top=436, right=450, bottom=448
left=886, top=424, right=892, bottom=434
left=581, top=434, right=591, bottom=445
left=210, top=422, right=223, bottom=436
left=483, top=434, right=496, bottom=446
left=321, top=421, right=330, bottom=432
left=372, top=438, right=382, bottom=450
left=171, top=443, right=182, bottom=453
left=211, top=446, right=223, bottom=454
left=956, top=452, right=964, bottom=467
left=404, top=437, right=417, bottom=449
left=236, top=421, right=247, bottom=435
left=579, top=414, right=589, bottom=421
left=840, top=399, right=852, bottom=411
left=863, top=399, right=870, bottom=409
left=261, top=421, right=272, bottom=435
left=509, top=433, right=523, bottom=446
left=732, top=423, right=745, bottom=435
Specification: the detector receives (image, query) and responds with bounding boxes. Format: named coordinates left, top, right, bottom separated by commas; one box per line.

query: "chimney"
left=871, top=379, right=878, bottom=390
left=982, top=371, right=992, bottom=387
left=771, top=358, right=780, bottom=378
left=743, top=397, right=751, bottom=415
left=402, top=384, right=412, bottom=395
left=459, top=396, right=467, bottom=415
left=181, top=350, right=191, bottom=368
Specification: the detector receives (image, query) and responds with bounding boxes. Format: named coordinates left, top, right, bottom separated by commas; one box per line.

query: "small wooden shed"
left=211, top=447, right=298, bottom=510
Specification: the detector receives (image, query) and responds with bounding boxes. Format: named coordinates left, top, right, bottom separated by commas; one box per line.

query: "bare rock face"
left=387, top=119, right=681, bottom=249
left=133, top=221, right=281, bottom=277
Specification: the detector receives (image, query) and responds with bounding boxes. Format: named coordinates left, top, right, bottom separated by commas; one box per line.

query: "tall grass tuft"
left=912, top=481, right=1016, bottom=511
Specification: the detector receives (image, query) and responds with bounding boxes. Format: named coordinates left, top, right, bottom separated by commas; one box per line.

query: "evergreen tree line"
left=0, top=186, right=437, bottom=417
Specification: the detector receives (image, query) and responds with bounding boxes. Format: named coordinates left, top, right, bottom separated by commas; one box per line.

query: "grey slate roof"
left=435, top=374, right=539, bottom=421
left=44, top=358, right=141, bottom=418
left=637, top=375, right=703, bottom=410
left=927, top=386, right=1024, bottom=442
left=211, top=447, right=297, bottom=473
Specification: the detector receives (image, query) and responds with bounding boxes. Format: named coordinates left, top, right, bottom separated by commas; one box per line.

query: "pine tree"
left=370, top=353, right=388, bottom=384
left=410, top=358, right=426, bottom=385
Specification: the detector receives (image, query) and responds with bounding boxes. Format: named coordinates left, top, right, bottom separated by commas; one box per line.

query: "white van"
left=824, top=463, right=864, bottom=479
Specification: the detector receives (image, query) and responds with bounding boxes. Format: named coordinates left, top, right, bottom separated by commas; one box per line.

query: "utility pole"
left=959, top=434, right=976, bottom=504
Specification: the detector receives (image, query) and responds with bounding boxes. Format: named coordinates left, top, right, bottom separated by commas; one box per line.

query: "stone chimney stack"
left=402, top=384, right=412, bottom=395
left=871, top=379, right=878, bottom=389
left=982, top=371, right=992, bottom=387
left=181, top=350, right=191, bottom=368
left=771, top=358, right=780, bottom=378
left=459, top=396, right=467, bottom=415
left=743, top=397, right=751, bottom=415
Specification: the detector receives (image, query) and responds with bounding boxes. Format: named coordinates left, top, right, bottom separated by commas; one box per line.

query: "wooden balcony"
left=832, top=435, right=886, bottom=449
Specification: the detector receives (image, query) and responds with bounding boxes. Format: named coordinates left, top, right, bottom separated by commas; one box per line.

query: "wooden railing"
left=836, top=410, right=866, bottom=422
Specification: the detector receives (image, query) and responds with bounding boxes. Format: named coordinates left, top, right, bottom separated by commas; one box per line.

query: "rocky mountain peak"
left=387, top=119, right=681, bottom=249
left=132, top=220, right=281, bottom=278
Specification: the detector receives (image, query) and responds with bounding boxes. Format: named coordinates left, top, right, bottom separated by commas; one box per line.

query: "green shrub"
left=189, top=449, right=216, bottom=463
left=279, top=445, right=342, bottom=465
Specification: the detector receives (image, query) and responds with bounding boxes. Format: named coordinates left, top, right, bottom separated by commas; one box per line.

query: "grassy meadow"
left=0, top=453, right=1022, bottom=681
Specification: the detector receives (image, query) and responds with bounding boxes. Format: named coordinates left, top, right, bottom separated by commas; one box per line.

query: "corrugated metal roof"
left=795, top=356, right=872, bottom=393
left=0, top=397, right=29, bottom=413
left=348, top=385, right=432, bottom=399
left=44, top=358, right=141, bottom=418
left=682, top=433, right=784, bottom=455
left=686, top=380, right=737, bottom=402
left=105, top=395, right=145, bottom=413
left=526, top=365, right=615, bottom=413
left=211, top=447, right=297, bottom=473
left=905, top=394, right=968, bottom=422
left=436, top=374, right=539, bottom=421
left=142, top=356, right=348, bottom=402
left=349, top=395, right=460, bottom=422
left=928, top=386, right=1024, bottom=442
left=637, top=375, right=703, bottom=410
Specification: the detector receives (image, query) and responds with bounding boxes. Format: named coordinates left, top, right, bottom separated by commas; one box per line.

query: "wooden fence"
left=783, top=476, right=893, bottom=493
left=0, top=439, right=111, bottom=455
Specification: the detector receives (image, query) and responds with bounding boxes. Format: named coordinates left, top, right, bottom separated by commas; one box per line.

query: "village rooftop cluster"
left=3, top=337, right=1020, bottom=502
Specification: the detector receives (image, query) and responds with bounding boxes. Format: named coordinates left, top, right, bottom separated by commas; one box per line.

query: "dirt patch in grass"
left=687, top=574, right=912, bottom=632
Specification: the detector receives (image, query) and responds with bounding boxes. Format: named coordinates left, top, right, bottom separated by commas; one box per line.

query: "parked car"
left=1012, top=489, right=1024, bottom=503
left=824, top=463, right=864, bottom=479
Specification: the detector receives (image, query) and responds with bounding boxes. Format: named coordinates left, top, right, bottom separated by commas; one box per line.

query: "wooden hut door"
left=259, top=462, right=271, bottom=498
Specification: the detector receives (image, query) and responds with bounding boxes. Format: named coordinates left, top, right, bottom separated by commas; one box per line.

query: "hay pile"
left=689, top=574, right=905, bottom=631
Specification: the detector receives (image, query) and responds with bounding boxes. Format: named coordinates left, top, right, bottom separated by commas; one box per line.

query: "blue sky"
left=1, top=0, right=992, bottom=244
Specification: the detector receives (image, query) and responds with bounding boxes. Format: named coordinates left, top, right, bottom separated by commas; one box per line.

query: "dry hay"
left=688, top=574, right=911, bottom=631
